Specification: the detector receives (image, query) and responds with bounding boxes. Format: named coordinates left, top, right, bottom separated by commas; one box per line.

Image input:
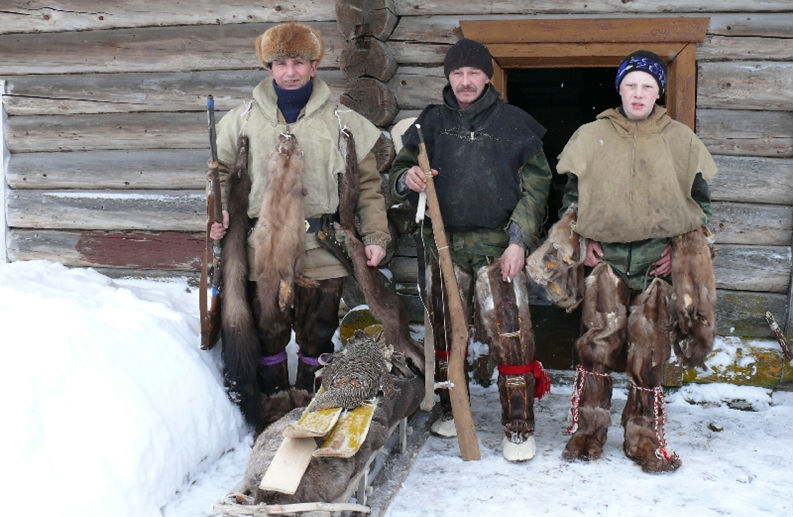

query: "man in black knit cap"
left=389, top=38, right=552, bottom=461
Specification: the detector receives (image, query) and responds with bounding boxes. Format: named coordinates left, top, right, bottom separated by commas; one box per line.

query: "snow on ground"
left=1, top=260, right=791, bottom=517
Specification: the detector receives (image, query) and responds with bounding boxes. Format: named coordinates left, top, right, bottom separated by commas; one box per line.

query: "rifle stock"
left=200, top=95, right=224, bottom=350
left=416, top=124, right=480, bottom=461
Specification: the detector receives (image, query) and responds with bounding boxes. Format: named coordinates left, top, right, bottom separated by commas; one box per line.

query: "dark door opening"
left=507, top=67, right=617, bottom=369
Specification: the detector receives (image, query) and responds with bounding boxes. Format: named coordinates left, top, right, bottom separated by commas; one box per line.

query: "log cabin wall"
left=0, top=1, right=791, bottom=340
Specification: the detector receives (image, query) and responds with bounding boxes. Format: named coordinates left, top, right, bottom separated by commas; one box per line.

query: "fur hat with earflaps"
left=255, top=22, right=326, bottom=68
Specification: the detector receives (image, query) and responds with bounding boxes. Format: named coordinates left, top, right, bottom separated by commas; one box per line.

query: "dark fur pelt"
left=337, top=128, right=424, bottom=373
left=223, top=375, right=424, bottom=504
left=525, top=205, right=585, bottom=312
left=220, top=135, right=263, bottom=428
left=252, top=131, right=314, bottom=335
left=670, top=227, right=717, bottom=368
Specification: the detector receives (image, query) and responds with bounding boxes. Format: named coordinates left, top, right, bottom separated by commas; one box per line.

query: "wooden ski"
left=313, top=398, right=378, bottom=458
left=259, top=436, right=317, bottom=495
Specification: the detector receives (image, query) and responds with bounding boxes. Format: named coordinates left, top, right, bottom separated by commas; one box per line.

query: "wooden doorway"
left=459, top=18, right=709, bottom=368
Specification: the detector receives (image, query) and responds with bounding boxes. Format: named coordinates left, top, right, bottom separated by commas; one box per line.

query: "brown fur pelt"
left=670, top=227, right=717, bottom=368
left=220, top=135, right=263, bottom=428
left=336, top=128, right=424, bottom=373
left=252, top=131, right=315, bottom=335
left=576, top=262, right=630, bottom=371
left=224, top=375, right=424, bottom=504
left=625, top=278, right=676, bottom=387
left=525, top=205, right=585, bottom=312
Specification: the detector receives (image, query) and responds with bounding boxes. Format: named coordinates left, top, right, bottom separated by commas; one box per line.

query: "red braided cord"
left=631, top=384, right=679, bottom=463
left=567, top=365, right=610, bottom=434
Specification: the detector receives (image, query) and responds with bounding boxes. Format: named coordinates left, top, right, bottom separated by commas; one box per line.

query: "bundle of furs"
left=670, top=227, right=717, bottom=368
left=312, top=329, right=396, bottom=411
left=219, top=135, right=263, bottom=428
left=252, top=131, right=316, bottom=333
left=334, top=128, right=424, bottom=372
left=222, top=375, right=424, bottom=506
left=626, top=278, right=676, bottom=386
left=525, top=205, right=585, bottom=312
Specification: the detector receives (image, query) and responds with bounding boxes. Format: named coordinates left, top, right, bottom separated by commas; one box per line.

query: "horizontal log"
left=3, top=69, right=347, bottom=116
left=697, top=109, right=793, bottom=158
left=706, top=13, right=793, bottom=37
left=711, top=201, right=793, bottom=246
left=340, top=36, right=398, bottom=81
left=0, top=1, right=336, bottom=34
left=388, top=71, right=446, bottom=110
left=392, top=1, right=793, bottom=16
left=340, top=77, right=398, bottom=126
left=715, top=290, right=789, bottom=338
left=698, top=35, right=793, bottom=61
left=7, top=149, right=207, bottom=190
left=6, top=189, right=205, bottom=232
left=7, top=229, right=204, bottom=271
left=0, top=22, right=344, bottom=75
left=336, top=0, right=398, bottom=40
left=6, top=112, right=209, bottom=153
left=713, top=245, right=791, bottom=293
left=698, top=62, right=793, bottom=111
left=709, top=156, right=793, bottom=205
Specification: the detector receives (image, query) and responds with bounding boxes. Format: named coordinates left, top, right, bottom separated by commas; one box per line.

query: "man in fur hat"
left=540, top=49, right=718, bottom=472
left=389, top=38, right=552, bottom=461
left=209, top=22, right=390, bottom=429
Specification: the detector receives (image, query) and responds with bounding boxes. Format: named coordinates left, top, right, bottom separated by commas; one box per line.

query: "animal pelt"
left=621, top=387, right=682, bottom=473
left=252, top=131, right=316, bottom=335
left=223, top=375, right=424, bottom=505
left=670, top=227, right=717, bottom=368
left=312, top=329, right=395, bottom=411
left=575, top=262, right=630, bottom=371
left=525, top=205, right=585, bottom=312
left=625, top=278, right=676, bottom=387
left=219, top=135, right=263, bottom=428
left=335, top=128, right=425, bottom=373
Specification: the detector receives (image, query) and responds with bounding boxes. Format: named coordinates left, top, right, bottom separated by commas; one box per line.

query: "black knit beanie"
left=443, top=38, right=493, bottom=78
left=615, top=50, right=667, bottom=95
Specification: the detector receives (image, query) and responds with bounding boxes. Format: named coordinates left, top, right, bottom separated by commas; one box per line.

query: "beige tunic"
left=556, top=107, right=717, bottom=243
left=215, top=77, right=390, bottom=279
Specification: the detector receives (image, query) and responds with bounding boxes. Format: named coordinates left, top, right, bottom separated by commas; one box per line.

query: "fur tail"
left=220, top=135, right=264, bottom=428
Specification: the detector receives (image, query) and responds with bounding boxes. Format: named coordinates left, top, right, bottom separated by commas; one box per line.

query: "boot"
left=622, top=384, right=681, bottom=472
left=256, top=356, right=289, bottom=396
left=430, top=358, right=457, bottom=437
left=295, top=357, right=322, bottom=394
left=498, top=372, right=536, bottom=461
left=563, top=366, right=613, bottom=461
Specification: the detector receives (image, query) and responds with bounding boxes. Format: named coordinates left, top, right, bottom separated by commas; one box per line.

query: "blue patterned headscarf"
left=615, top=50, right=667, bottom=96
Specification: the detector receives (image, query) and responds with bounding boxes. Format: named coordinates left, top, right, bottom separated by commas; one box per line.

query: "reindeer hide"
left=525, top=206, right=585, bottom=312
left=252, top=131, right=310, bottom=334
left=670, top=227, right=717, bottom=368
left=219, top=135, right=264, bottom=428
left=336, top=129, right=424, bottom=372
left=625, top=278, right=676, bottom=386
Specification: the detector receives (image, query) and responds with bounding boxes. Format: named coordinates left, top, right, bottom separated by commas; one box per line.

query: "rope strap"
left=497, top=361, right=552, bottom=399
left=259, top=351, right=287, bottom=366
left=567, top=364, right=611, bottom=434
left=630, top=383, right=680, bottom=464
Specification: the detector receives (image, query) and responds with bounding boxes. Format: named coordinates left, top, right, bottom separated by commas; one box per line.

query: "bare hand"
left=365, top=244, right=386, bottom=267
left=403, top=165, right=438, bottom=193
left=500, top=243, right=526, bottom=282
left=209, top=210, right=229, bottom=241
left=583, top=239, right=604, bottom=267
left=650, top=244, right=672, bottom=277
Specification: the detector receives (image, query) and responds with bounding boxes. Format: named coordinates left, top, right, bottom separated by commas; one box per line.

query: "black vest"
left=403, top=85, right=545, bottom=232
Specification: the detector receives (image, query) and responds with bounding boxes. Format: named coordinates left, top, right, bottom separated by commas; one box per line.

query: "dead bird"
left=311, top=330, right=395, bottom=411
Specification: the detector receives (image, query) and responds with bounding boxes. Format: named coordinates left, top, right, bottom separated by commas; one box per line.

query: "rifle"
left=199, top=95, right=224, bottom=350
left=415, top=124, right=480, bottom=461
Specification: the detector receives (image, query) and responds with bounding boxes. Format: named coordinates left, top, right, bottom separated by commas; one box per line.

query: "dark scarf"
left=273, top=78, right=313, bottom=123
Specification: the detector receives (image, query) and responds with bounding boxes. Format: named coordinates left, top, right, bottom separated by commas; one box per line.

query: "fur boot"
left=670, top=227, right=717, bottom=368
left=563, top=263, right=629, bottom=461
left=622, top=278, right=681, bottom=472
